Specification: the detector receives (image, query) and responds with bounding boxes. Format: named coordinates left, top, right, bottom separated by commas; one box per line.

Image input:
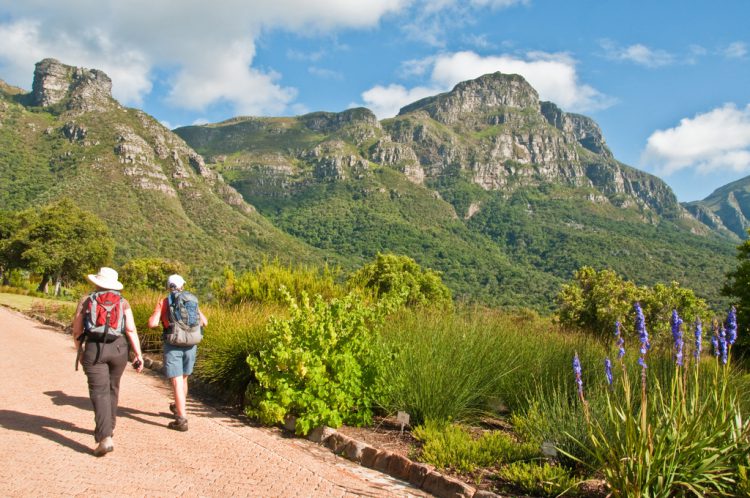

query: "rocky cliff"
left=0, top=59, right=320, bottom=274
left=684, top=175, right=750, bottom=240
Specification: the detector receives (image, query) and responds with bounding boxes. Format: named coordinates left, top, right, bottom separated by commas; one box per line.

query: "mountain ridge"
left=173, top=70, right=736, bottom=308
left=0, top=58, right=324, bottom=285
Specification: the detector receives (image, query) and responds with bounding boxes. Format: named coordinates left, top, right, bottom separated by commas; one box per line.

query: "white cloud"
left=723, top=41, right=748, bottom=59
left=361, top=50, right=612, bottom=119
left=0, top=0, right=409, bottom=112
left=600, top=39, right=674, bottom=67
left=361, top=84, right=438, bottom=119
left=308, top=66, right=343, bottom=80
left=642, top=103, right=750, bottom=175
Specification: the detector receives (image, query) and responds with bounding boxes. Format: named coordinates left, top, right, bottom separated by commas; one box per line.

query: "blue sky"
left=0, top=0, right=748, bottom=202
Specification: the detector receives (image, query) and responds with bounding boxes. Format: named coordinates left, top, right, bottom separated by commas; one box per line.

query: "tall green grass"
left=194, top=303, right=280, bottom=402
left=377, top=307, right=605, bottom=424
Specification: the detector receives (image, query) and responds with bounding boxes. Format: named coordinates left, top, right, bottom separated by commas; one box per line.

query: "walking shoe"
left=169, top=402, right=177, bottom=415
left=93, top=436, right=114, bottom=457
left=168, top=416, right=188, bottom=432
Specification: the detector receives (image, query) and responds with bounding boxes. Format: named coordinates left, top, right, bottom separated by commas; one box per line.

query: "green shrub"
left=348, top=253, right=452, bottom=309
left=557, top=267, right=710, bottom=346
left=120, top=258, right=188, bottom=291
left=496, top=461, right=578, bottom=497
left=413, top=420, right=539, bottom=473
left=212, top=260, right=343, bottom=305
left=245, top=291, right=395, bottom=435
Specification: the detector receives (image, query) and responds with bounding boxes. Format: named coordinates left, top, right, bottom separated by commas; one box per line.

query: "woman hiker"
left=72, top=267, right=144, bottom=456
left=147, top=274, right=207, bottom=432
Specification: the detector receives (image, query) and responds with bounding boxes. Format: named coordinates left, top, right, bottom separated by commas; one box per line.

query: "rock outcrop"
left=32, top=58, right=116, bottom=113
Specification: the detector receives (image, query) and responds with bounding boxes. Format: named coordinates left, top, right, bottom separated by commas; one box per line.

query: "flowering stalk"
left=693, top=318, right=702, bottom=362
left=726, top=306, right=737, bottom=346
left=671, top=310, right=684, bottom=367
left=604, top=357, right=613, bottom=387
left=719, top=325, right=728, bottom=365
left=634, top=302, right=649, bottom=432
left=573, top=352, right=589, bottom=422
left=615, top=321, right=625, bottom=361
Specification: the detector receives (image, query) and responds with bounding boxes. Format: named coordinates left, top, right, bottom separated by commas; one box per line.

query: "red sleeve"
left=160, top=298, right=170, bottom=329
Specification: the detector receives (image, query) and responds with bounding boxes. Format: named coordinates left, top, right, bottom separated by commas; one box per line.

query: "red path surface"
left=0, top=306, right=427, bottom=497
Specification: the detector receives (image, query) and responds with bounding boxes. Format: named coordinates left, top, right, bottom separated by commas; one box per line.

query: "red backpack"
left=83, top=291, right=125, bottom=343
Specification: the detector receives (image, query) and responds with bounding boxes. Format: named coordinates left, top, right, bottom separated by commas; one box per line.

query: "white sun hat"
left=87, top=267, right=124, bottom=291
left=167, top=274, right=186, bottom=290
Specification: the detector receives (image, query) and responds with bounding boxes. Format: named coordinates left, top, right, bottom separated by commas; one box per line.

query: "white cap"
left=167, top=274, right=186, bottom=290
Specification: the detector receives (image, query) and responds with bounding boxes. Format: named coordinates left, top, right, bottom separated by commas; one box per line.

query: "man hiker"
left=72, top=267, right=144, bottom=456
left=147, top=274, right=207, bottom=431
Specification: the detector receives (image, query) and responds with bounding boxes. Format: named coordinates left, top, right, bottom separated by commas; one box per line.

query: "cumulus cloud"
left=362, top=50, right=613, bottom=118
left=600, top=39, right=674, bottom=67
left=723, top=41, right=748, bottom=59
left=0, top=0, right=409, bottom=111
left=641, top=104, right=750, bottom=175
left=360, top=84, right=438, bottom=119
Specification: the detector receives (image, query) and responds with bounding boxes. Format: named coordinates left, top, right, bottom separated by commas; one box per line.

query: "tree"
left=723, top=234, right=750, bottom=354
left=556, top=266, right=641, bottom=339
left=10, top=199, right=114, bottom=294
left=120, top=258, right=188, bottom=291
left=348, top=253, right=452, bottom=309
left=0, top=210, right=20, bottom=285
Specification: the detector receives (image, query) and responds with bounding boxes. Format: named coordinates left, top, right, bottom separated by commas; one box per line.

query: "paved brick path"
left=0, top=307, right=428, bottom=497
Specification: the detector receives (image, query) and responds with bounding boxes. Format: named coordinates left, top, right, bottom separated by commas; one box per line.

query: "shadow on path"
left=44, top=390, right=167, bottom=429
left=0, top=409, right=92, bottom=455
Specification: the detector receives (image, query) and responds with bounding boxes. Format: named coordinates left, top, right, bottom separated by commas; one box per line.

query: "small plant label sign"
left=397, top=411, right=410, bottom=433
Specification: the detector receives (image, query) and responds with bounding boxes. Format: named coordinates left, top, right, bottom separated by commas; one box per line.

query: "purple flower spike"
left=719, top=326, right=728, bottom=365
left=615, top=321, right=625, bottom=359
left=727, top=307, right=738, bottom=346
left=671, top=310, right=684, bottom=367
left=711, top=334, right=720, bottom=357
left=573, top=353, right=583, bottom=397
left=604, top=357, right=613, bottom=386
left=693, top=318, right=702, bottom=360
left=635, top=303, right=649, bottom=371
left=635, top=303, right=650, bottom=355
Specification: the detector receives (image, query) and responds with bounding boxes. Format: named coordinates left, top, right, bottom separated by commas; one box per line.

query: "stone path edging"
left=281, top=417, right=504, bottom=498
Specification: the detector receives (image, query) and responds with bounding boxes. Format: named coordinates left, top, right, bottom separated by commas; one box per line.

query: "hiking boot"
left=93, top=436, right=114, bottom=457
left=169, top=402, right=177, bottom=415
left=168, top=416, right=188, bottom=432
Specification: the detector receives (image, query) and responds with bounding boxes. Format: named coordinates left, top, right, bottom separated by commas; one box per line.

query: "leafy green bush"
left=348, top=253, right=452, bottom=309
left=245, top=291, right=395, bottom=435
left=413, top=420, right=539, bottom=473
left=212, top=259, right=343, bottom=305
left=120, top=258, right=188, bottom=291
left=496, top=461, right=578, bottom=497
left=557, top=266, right=710, bottom=346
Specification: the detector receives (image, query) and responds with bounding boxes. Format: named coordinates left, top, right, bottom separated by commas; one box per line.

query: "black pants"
left=82, top=336, right=128, bottom=442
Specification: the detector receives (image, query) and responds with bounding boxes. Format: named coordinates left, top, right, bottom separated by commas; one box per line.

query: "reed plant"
left=193, top=303, right=280, bottom=402
left=564, top=306, right=750, bottom=496
left=378, top=308, right=514, bottom=424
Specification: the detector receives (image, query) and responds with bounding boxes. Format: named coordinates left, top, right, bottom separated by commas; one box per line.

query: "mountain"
left=0, top=59, right=323, bottom=284
left=684, top=175, right=750, bottom=240
left=175, top=72, right=737, bottom=309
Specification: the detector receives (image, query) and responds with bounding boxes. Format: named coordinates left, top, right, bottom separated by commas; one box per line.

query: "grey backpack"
left=164, top=291, right=203, bottom=346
